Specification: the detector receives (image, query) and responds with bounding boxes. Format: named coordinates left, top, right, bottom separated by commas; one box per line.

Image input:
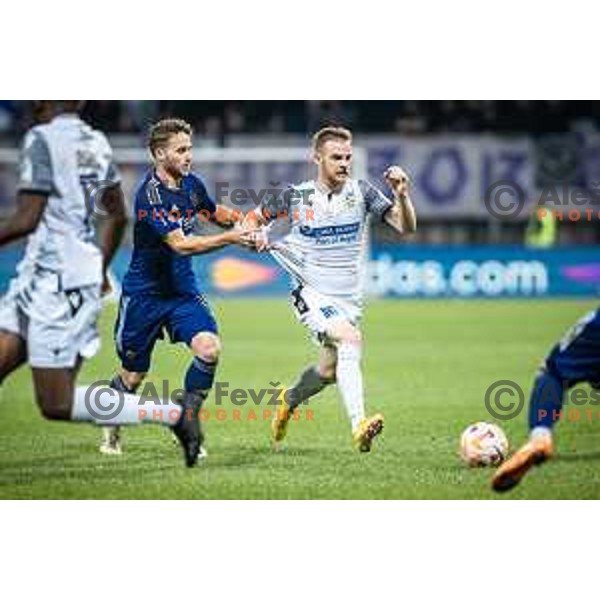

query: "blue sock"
left=528, top=369, right=566, bottom=431
left=185, top=357, right=216, bottom=395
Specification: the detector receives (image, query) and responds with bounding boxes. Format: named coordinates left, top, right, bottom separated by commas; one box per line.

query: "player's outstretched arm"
left=239, top=209, right=271, bottom=251
left=241, top=208, right=267, bottom=228
left=0, top=192, right=48, bottom=247
left=164, top=227, right=257, bottom=256
left=210, top=205, right=243, bottom=229
left=383, top=166, right=417, bottom=235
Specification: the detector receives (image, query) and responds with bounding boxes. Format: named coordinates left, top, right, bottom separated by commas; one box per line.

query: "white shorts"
left=289, top=284, right=362, bottom=345
left=0, top=272, right=102, bottom=368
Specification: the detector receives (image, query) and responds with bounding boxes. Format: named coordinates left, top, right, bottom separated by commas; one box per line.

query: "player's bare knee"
left=31, top=368, right=75, bottom=421
left=191, top=332, right=221, bottom=364
left=318, top=361, right=337, bottom=382
left=36, top=392, right=71, bottom=421
left=327, top=322, right=362, bottom=347
left=337, top=328, right=362, bottom=347
left=318, top=344, right=338, bottom=382
left=39, top=403, right=69, bottom=421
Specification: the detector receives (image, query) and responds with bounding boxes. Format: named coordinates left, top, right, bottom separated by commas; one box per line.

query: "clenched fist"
left=384, top=165, right=410, bottom=199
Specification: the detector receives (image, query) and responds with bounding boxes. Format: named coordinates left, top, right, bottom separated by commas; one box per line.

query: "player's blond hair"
left=148, top=118, right=193, bottom=156
left=312, top=126, right=353, bottom=151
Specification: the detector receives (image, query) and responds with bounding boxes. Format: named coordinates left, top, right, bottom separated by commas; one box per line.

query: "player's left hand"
left=254, top=230, right=269, bottom=252
left=234, top=218, right=270, bottom=252
left=384, top=166, right=410, bottom=198
left=239, top=229, right=269, bottom=252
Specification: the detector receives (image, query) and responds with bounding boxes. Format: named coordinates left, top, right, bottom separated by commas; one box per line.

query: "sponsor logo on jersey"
left=298, top=222, right=360, bottom=238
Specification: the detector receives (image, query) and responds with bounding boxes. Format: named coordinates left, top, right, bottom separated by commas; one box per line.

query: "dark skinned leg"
left=31, top=357, right=83, bottom=421
left=0, top=331, right=27, bottom=386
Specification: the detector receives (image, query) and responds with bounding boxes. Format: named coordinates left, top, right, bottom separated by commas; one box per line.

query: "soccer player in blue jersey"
left=492, top=308, right=600, bottom=491
left=100, top=118, right=256, bottom=467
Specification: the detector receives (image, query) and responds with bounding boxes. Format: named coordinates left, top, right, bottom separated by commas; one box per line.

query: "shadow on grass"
left=209, top=443, right=326, bottom=468
left=555, top=451, right=600, bottom=463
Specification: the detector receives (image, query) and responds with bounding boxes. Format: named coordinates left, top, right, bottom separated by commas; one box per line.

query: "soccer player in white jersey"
left=246, top=126, right=417, bottom=451
left=0, top=101, right=127, bottom=418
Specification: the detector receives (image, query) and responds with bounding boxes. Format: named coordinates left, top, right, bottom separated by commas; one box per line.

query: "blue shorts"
left=114, top=293, right=218, bottom=372
left=545, top=309, right=600, bottom=386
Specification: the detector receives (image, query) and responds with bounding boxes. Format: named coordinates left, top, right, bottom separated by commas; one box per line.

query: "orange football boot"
left=492, top=435, right=554, bottom=492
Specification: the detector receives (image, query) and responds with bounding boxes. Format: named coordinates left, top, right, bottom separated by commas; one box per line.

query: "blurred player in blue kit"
left=493, top=308, right=600, bottom=491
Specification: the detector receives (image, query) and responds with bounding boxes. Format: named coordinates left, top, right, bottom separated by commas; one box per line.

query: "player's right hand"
left=229, top=227, right=261, bottom=250
left=245, top=230, right=270, bottom=251
left=254, top=231, right=269, bottom=252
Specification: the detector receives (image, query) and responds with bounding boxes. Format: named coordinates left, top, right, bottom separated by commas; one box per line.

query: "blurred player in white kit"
left=246, top=126, right=417, bottom=451
left=0, top=101, right=127, bottom=420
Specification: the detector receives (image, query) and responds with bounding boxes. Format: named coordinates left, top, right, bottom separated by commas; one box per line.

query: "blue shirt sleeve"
left=138, top=179, right=181, bottom=238
left=190, top=174, right=217, bottom=217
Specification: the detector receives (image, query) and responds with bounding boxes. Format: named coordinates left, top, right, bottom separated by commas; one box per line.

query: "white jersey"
left=15, top=113, right=120, bottom=290
left=264, top=178, right=393, bottom=307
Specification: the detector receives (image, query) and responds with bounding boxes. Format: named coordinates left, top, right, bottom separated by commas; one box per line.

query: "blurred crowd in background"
left=1, top=101, right=600, bottom=141
left=1, top=100, right=599, bottom=246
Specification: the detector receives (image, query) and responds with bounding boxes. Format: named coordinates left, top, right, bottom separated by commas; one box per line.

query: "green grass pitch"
left=0, top=298, right=599, bottom=499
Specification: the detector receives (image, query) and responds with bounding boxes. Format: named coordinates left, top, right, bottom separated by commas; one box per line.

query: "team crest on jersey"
left=342, top=193, right=358, bottom=211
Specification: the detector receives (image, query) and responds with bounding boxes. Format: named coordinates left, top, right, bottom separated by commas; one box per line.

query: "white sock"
left=530, top=426, right=552, bottom=441
left=71, top=384, right=182, bottom=426
left=336, top=342, right=365, bottom=431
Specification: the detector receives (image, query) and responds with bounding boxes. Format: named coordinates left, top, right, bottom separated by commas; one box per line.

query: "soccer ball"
left=459, top=422, right=509, bottom=467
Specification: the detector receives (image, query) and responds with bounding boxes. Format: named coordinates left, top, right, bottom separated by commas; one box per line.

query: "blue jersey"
left=122, top=171, right=216, bottom=297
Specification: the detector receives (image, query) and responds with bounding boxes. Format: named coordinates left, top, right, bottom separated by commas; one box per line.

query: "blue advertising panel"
left=368, top=245, right=600, bottom=298
left=1, top=245, right=599, bottom=298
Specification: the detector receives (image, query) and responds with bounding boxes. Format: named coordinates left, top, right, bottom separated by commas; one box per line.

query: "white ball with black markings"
left=460, top=422, right=509, bottom=467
